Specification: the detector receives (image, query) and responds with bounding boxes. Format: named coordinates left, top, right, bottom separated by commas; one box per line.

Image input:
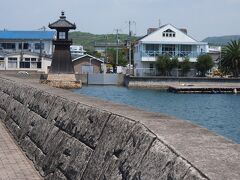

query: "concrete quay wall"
left=125, top=76, right=240, bottom=89
left=0, top=76, right=239, bottom=179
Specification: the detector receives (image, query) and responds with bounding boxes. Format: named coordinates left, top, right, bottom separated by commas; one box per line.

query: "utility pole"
left=114, top=29, right=121, bottom=66
left=105, top=34, right=108, bottom=62
left=128, top=21, right=135, bottom=75
left=104, top=34, right=108, bottom=74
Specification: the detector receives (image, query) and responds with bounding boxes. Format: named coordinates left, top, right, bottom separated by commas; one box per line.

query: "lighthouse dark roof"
left=49, top=11, right=76, bottom=29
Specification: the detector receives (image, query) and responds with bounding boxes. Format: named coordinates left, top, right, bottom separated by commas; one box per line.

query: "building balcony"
left=141, top=50, right=205, bottom=60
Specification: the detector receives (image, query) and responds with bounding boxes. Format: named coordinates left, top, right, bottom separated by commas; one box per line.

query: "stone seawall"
left=125, top=76, right=240, bottom=89
left=0, top=75, right=239, bottom=180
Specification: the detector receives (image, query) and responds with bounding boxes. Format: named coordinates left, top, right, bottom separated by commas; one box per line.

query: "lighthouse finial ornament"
left=60, top=11, right=66, bottom=19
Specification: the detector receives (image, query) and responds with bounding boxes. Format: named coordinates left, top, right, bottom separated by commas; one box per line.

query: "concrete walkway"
left=0, top=122, right=42, bottom=180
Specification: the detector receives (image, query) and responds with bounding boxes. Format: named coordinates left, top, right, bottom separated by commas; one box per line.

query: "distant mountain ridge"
left=202, top=35, right=240, bottom=46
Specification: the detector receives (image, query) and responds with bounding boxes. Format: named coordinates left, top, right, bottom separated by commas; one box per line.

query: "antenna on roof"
left=158, top=19, right=161, bottom=28
left=38, top=26, right=46, bottom=31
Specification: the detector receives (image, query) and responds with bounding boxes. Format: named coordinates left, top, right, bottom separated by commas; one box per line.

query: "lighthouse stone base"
left=44, top=74, right=82, bottom=89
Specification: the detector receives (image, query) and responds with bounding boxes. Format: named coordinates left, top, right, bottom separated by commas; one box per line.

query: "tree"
left=155, top=55, right=169, bottom=76
left=87, top=50, right=101, bottom=58
left=171, top=57, right=179, bottom=69
left=180, top=57, right=191, bottom=76
left=107, top=48, right=128, bottom=67
left=220, top=40, right=240, bottom=77
left=155, top=56, right=178, bottom=76
left=196, top=54, right=214, bottom=77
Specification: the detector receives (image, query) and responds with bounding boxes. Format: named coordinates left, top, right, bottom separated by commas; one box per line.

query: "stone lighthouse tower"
left=47, top=11, right=81, bottom=88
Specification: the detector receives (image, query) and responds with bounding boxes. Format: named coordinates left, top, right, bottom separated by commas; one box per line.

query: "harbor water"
left=72, top=85, right=240, bottom=144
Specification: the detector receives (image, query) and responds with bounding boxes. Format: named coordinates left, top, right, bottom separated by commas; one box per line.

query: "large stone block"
left=99, top=123, right=157, bottom=180
left=0, top=79, right=15, bottom=95
left=134, top=139, right=207, bottom=180
left=27, top=113, right=55, bottom=151
left=135, top=139, right=178, bottom=179
left=4, top=118, right=21, bottom=140
left=183, top=167, right=208, bottom=180
left=64, top=104, right=111, bottom=149
left=57, top=138, right=93, bottom=180
left=12, top=84, right=36, bottom=105
left=47, top=96, right=78, bottom=130
left=45, top=170, right=67, bottom=180
left=81, top=115, right=136, bottom=180
left=18, top=110, right=38, bottom=140
left=0, top=91, right=11, bottom=111
left=0, top=108, right=7, bottom=120
left=41, top=131, right=71, bottom=176
left=20, top=136, right=38, bottom=162
left=28, top=90, right=56, bottom=119
left=6, top=98, right=27, bottom=126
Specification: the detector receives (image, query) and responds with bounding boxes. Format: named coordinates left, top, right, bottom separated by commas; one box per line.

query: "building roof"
left=72, top=54, right=104, bottom=63
left=49, top=12, right=76, bottom=29
left=0, top=31, right=55, bottom=40
left=137, top=24, right=206, bottom=45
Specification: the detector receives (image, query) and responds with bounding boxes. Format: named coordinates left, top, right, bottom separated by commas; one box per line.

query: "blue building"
left=0, top=30, right=55, bottom=73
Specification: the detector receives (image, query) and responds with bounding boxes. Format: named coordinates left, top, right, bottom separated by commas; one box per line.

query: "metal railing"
left=142, top=50, right=205, bottom=58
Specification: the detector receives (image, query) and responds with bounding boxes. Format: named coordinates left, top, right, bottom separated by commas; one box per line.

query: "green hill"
left=69, top=31, right=137, bottom=51
left=202, top=35, right=240, bottom=46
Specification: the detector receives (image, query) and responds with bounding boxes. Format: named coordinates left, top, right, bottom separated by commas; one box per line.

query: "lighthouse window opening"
left=59, top=32, right=66, bottom=39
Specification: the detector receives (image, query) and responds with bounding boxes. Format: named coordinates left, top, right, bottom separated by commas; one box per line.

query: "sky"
left=0, top=0, right=240, bottom=40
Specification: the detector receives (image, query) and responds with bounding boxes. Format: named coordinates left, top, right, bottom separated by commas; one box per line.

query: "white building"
left=0, top=52, right=52, bottom=73
left=134, top=24, right=208, bottom=76
left=70, top=45, right=86, bottom=59
left=0, top=30, right=54, bottom=73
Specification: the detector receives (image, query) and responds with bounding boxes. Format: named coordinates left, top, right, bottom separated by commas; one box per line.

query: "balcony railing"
left=142, top=50, right=205, bottom=58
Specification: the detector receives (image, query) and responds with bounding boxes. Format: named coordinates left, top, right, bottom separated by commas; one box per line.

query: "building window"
left=37, top=62, right=42, bottom=68
left=180, top=45, right=192, bottom=52
left=180, top=45, right=192, bottom=57
left=20, top=57, right=39, bottom=69
left=2, top=43, right=16, bottom=49
left=0, top=57, right=4, bottom=69
left=59, top=32, right=66, bottom=39
left=20, top=61, right=30, bottom=68
left=8, top=57, right=17, bottom=68
left=18, top=43, right=29, bottom=50
left=146, top=44, right=159, bottom=51
left=35, top=43, right=44, bottom=50
left=149, top=63, right=154, bottom=69
left=162, top=29, right=176, bottom=38
left=8, top=57, right=17, bottom=61
left=162, top=44, right=175, bottom=56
